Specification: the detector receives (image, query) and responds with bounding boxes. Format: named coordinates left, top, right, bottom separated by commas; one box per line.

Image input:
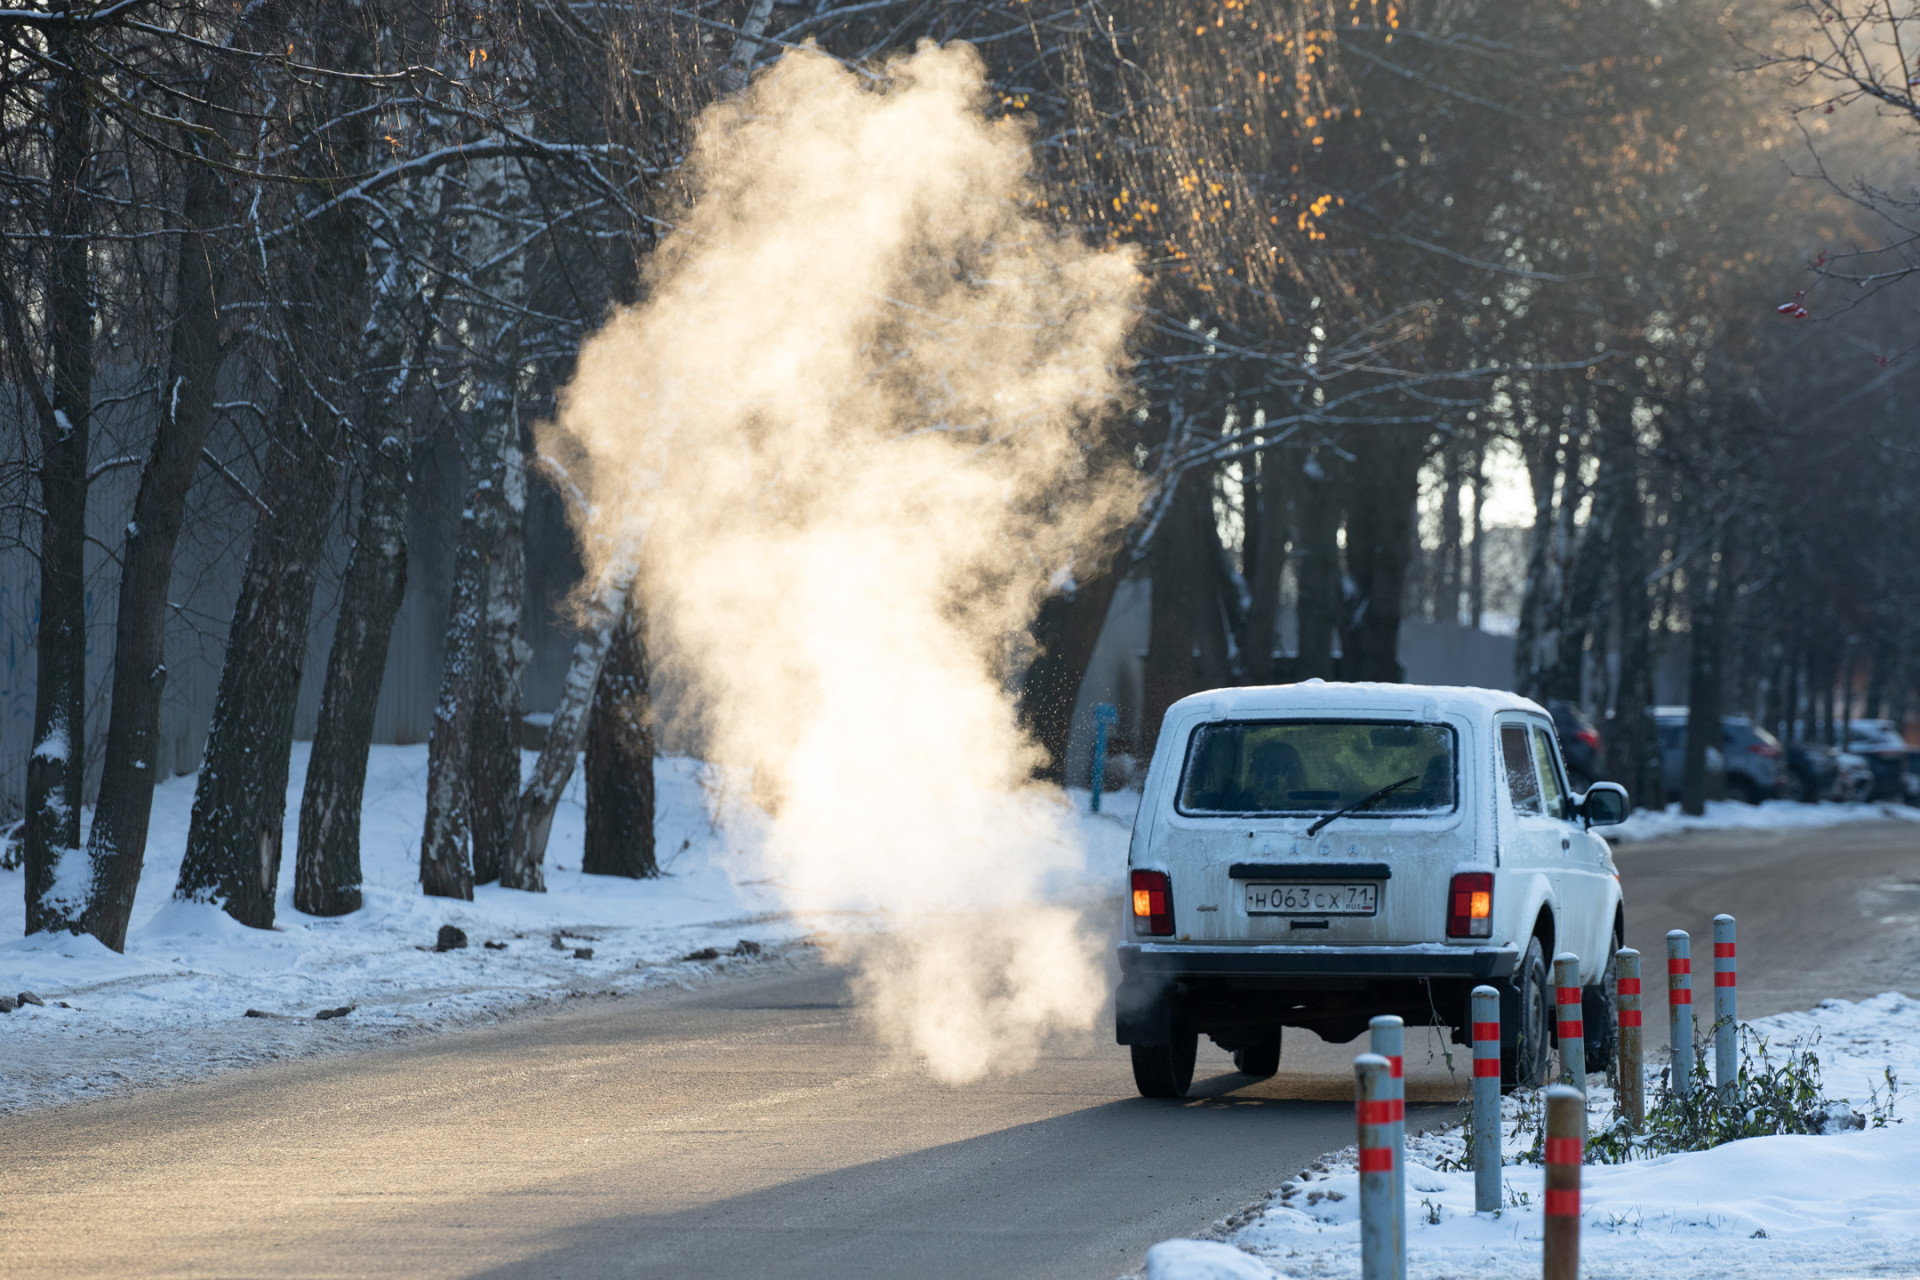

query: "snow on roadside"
left=1145, top=993, right=1920, bottom=1280
left=0, top=743, right=1129, bottom=1115
left=1608, top=797, right=1920, bottom=843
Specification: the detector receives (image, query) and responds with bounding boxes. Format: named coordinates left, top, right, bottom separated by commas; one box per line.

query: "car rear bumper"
left=1117, top=941, right=1519, bottom=980
left=1113, top=941, right=1520, bottom=1045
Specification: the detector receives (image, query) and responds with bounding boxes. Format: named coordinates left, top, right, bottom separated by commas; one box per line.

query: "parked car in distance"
left=1651, top=708, right=1728, bottom=803
left=1720, top=717, right=1786, bottom=804
left=1546, top=699, right=1605, bottom=791
left=1833, top=750, right=1876, bottom=803
left=1117, top=681, right=1628, bottom=1099
left=1784, top=740, right=1839, bottom=804
left=1842, top=719, right=1910, bottom=802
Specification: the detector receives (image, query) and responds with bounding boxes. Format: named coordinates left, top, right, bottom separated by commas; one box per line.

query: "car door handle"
left=1561, top=837, right=1571, bottom=850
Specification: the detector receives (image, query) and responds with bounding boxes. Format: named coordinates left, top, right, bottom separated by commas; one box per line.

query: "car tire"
left=1232, top=1029, right=1282, bottom=1079
left=1728, top=776, right=1763, bottom=806
left=1131, top=1031, right=1198, bottom=1098
left=1582, top=925, right=1622, bottom=1076
left=1502, top=935, right=1550, bottom=1091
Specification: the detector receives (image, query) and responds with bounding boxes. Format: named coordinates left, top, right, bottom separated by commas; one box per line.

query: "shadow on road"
left=459, top=1069, right=1449, bottom=1280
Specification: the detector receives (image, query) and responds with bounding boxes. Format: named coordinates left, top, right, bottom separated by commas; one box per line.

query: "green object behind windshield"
left=1178, top=720, right=1456, bottom=816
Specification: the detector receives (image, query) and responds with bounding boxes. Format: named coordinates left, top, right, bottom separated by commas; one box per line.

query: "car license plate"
left=1244, top=882, right=1378, bottom=915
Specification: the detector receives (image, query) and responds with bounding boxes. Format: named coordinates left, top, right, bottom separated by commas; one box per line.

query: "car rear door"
left=1527, top=720, right=1612, bottom=974
left=1496, top=714, right=1605, bottom=974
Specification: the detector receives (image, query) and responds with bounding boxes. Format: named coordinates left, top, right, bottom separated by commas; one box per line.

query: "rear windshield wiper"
left=1306, top=775, right=1418, bottom=838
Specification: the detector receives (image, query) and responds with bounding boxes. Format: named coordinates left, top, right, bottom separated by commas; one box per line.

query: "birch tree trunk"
left=500, top=565, right=635, bottom=890
left=292, top=27, right=428, bottom=917
left=419, top=505, right=487, bottom=899
left=582, top=607, right=656, bottom=879
left=419, top=49, right=531, bottom=892
left=22, top=23, right=95, bottom=936
left=468, top=402, right=528, bottom=885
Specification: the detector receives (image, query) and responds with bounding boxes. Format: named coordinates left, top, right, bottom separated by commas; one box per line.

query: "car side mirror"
left=1578, top=781, right=1629, bottom=829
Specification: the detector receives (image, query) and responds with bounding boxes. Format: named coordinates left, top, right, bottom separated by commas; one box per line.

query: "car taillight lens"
left=1447, top=872, right=1493, bottom=939
left=1131, top=869, right=1174, bottom=937
left=1746, top=743, right=1781, bottom=758
left=1574, top=727, right=1601, bottom=751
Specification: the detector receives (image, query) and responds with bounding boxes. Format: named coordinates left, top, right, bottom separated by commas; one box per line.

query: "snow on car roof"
left=1166, top=680, right=1546, bottom=722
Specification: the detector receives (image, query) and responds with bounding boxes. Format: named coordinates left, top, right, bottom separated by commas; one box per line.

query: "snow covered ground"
left=1609, top=797, right=1920, bottom=843
left=0, top=744, right=1128, bottom=1114
left=1143, top=993, right=1920, bottom=1280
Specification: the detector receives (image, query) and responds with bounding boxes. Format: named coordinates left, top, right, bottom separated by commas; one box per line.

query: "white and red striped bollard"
left=1615, top=948, right=1644, bottom=1130
left=1714, top=914, right=1737, bottom=1102
left=1355, top=1053, right=1404, bottom=1280
left=1542, top=1085, right=1583, bottom=1280
left=1369, top=1014, right=1406, bottom=1279
left=1552, top=953, right=1585, bottom=1098
left=1667, top=929, right=1693, bottom=1098
left=1471, top=985, right=1501, bottom=1212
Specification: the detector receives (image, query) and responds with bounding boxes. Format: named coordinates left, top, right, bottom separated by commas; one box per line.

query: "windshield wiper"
left=1306, top=775, right=1419, bottom=838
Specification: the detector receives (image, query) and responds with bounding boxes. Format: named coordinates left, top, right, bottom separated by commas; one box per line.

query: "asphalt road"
left=1612, top=817, right=1920, bottom=1050
left=5, top=819, right=1917, bottom=1280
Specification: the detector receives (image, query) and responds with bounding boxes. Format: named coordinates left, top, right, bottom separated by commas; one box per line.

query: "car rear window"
left=1177, top=720, right=1457, bottom=816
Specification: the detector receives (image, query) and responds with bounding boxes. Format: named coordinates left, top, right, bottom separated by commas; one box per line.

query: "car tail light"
left=1447, top=872, right=1493, bottom=939
left=1574, top=727, right=1601, bottom=751
left=1131, top=869, right=1174, bottom=937
left=1746, top=742, right=1782, bottom=758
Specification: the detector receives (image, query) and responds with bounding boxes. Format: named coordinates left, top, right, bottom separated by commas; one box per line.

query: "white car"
left=1116, top=681, right=1629, bottom=1098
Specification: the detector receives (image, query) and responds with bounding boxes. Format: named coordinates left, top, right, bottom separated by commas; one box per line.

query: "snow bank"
left=1148, top=993, right=1920, bottom=1280
left=1609, top=798, right=1920, bottom=843
left=0, top=743, right=1128, bottom=1114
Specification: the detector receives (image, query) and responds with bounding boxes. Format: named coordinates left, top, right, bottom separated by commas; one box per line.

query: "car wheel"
left=1729, top=776, right=1762, bottom=806
left=1131, top=1030, right=1198, bottom=1098
left=1583, top=924, right=1622, bottom=1076
left=1232, top=1028, right=1282, bottom=1079
left=1502, top=935, right=1550, bottom=1091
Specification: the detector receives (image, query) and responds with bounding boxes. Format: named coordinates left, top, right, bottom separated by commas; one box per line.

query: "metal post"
left=1355, top=1053, right=1403, bottom=1280
left=1542, top=1085, right=1583, bottom=1280
left=1089, top=702, right=1117, bottom=813
left=1714, top=914, right=1738, bottom=1103
left=1471, top=985, right=1501, bottom=1212
left=1615, top=948, right=1644, bottom=1131
left=1552, top=953, right=1585, bottom=1108
left=1667, top=929, right=1693, bottom=1099
left=1368, top=1014, right=1407, bottom=1280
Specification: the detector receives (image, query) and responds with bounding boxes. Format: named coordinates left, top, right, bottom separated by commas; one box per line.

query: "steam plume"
left=542, top=43, right=1143, bottom=1082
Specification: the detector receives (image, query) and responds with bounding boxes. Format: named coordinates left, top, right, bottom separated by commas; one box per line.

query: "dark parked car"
left=1547, top=699, right=1605, bottom=791
left=1784, top=741, right=1839, bottom=804
left=1842, top=719, right=1910, bottom=802
left=1651, top=708, right=1787, bottom=803
left=1720, top=717, right=1787, bottom=804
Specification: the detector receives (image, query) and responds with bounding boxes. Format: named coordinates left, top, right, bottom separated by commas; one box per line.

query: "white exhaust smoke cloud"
left=542, top=43, right=1143, bottom=1082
